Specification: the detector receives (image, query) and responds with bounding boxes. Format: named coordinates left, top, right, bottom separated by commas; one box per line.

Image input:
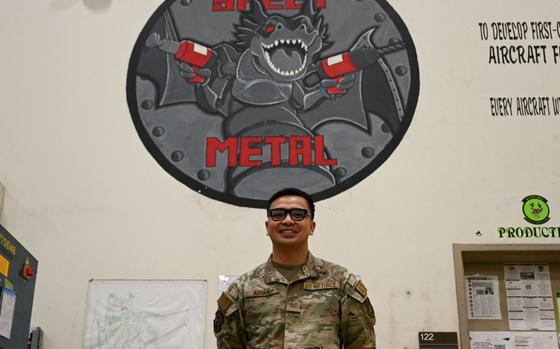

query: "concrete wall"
left=1, top=0, right=559, bottom=348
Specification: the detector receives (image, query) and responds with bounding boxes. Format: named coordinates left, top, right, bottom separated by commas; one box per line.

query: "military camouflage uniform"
left=214, top=253, right=376, bottom=348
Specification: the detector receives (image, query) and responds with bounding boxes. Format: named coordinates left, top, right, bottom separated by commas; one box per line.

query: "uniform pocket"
left=299, top=279, right=341, bottom=345
left=243, top=286, right=283, bottom=333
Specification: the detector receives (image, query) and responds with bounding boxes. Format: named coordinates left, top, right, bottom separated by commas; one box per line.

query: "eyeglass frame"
left=267, top=208, right=311, bottom=221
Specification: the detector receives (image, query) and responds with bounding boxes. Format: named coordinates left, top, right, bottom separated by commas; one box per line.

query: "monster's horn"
left=247, top=0, right=269, bottom=24
left=301, top=0, right=317, bottom=18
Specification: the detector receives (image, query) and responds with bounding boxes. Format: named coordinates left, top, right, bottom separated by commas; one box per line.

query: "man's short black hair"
left=267, top=188, right=315, bottom=219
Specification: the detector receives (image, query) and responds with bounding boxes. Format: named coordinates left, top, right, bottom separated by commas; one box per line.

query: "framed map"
left=84, top=280, right=206, bottom=349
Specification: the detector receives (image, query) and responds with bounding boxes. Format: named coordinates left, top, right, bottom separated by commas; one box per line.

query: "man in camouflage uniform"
left=214, top=188, right=376, bottom=348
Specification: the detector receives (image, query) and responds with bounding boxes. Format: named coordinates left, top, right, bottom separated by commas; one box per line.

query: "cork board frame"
left=453, top=244, right=560, bottom=349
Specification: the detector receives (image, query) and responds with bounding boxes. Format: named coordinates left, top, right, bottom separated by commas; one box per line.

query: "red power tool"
left=305, top=48, right=380, bottom=95
left=146, top=33, right=217, bottom=84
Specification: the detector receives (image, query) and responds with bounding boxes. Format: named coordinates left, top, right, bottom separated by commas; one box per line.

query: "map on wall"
left=83, top=280, right=206, bottom=349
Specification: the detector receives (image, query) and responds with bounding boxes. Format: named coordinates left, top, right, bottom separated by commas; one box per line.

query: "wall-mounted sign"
left=522, top=195, right=550, bottom=225
left=419, top=332, right=458, bottom=349
left=498, top=195, right=557, bottom=239
left=127, top=0, right=419, bottom=207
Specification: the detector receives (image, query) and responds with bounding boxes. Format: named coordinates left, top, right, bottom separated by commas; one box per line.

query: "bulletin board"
left=454, top=244, right=560, bottom=349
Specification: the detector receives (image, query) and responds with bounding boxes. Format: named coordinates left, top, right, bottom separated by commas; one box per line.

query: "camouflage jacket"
left=214, top=253, right=376, bottom=348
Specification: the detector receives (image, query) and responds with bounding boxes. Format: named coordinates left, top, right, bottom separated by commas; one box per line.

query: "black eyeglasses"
left=268, top=208, right=310, bottom=221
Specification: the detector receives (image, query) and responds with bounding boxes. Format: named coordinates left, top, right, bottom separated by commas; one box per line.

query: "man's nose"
left=282, top=213, right=295, bottom=223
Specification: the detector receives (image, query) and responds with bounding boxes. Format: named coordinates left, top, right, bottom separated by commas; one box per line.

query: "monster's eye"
left=265, top=24, right=275, bottom=33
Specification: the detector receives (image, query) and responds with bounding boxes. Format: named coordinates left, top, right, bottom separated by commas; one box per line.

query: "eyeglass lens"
left=269, top=208, right=308, bottom=221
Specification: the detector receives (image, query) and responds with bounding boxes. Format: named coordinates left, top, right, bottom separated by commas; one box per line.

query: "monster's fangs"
left=262, top=39, right=308, bottom=51
left=262, top=39, right=308, bottom=76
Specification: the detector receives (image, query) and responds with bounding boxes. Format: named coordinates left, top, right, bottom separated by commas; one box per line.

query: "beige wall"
left=1, top=0, right=560, bottom=348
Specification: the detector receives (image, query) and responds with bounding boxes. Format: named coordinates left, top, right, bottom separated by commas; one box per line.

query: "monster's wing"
left=135, top=10, right=240, bottom=108
left=300, top=28, right=405, bottom=135
left=136, top=11, right=196, bottom=106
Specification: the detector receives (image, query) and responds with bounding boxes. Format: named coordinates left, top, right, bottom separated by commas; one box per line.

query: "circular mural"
left=127, top=0, right=419, bottom=208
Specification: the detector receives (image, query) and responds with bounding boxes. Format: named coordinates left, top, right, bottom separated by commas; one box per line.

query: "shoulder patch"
left=355, top=280, right=368, bottom=297
left=217, top=292, right=233, bottom=311
left=226, top=285, right=239, bottom=300
left=344, top=274, right=368, bottom=303
left=347, top=274, right=358, bottom=287
left=213, top=310, right=225, bottom=334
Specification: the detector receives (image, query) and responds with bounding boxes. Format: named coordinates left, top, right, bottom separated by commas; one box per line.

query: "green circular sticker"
left=522, top=195, right=550, bottom=225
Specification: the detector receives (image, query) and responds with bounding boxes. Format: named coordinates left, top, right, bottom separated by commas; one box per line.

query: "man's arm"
left=214, top=284, right=247, bottom=349
left=340, top=274, right=376, bottom=349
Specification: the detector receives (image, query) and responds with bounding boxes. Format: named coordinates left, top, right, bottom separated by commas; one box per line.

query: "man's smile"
left=279, top=228, right=298, bottom=235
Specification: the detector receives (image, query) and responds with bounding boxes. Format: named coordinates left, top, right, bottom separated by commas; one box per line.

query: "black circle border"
left=126, top=0, right=420, bottom=209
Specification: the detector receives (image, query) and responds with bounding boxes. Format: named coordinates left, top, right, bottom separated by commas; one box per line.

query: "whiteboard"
left=83, top=280, right=206, bottom=349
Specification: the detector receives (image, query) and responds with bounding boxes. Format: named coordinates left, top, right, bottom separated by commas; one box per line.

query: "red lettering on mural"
left=289, top=136, right=312, bottom=166
left=213, top=0, right=327, bottom=12
left=314, top=135, right=337, bottom=166
left=265, top=136, right=287, bottom=166
left=240, top=137, right=263, bottom=167
left=205, top=136, right=337, bottom=168
left=206, top=137, right=238, bottom=167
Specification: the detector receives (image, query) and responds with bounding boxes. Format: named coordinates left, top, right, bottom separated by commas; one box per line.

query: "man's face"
left=265, top=195, right=316, bottom=248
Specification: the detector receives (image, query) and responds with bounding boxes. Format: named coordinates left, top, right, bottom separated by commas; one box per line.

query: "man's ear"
left=265, top=221, right=269, bottom=235
left=309, top=221, right=316, bottom=235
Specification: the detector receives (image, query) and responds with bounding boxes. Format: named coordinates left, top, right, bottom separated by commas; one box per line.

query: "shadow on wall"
left=83, top=0, right=110, bottom=11
left=50, top=0, right=110, bottom=11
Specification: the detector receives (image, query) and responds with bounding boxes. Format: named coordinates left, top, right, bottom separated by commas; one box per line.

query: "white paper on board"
left=466, top=275, right=502, bottom=320
left=470, top=331, right=559, bottom=349
left=504, top=264, right=556, bottom=330
left=0, top=287, right=16, bottom=339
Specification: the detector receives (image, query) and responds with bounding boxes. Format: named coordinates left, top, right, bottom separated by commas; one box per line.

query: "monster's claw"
left=180, top=71, right=197, bottom=80
left=336, top=74, right=355, bottom=90
left=321, top=79, right=337, bottom=88
left=339, top=74, right=355, bottom=84
left=336, top=82, right=353, bottom=91
left=196, top=68, right=212, bottom=78
left=320, top=79, right=337, bottom=98
left=178, top=62, right=195, bottom=73
left=178, top=63, right=211, bottom=83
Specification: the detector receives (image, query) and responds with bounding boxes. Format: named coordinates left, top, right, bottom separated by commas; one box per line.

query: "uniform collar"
left=264, top=252, right=324, bottom=284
